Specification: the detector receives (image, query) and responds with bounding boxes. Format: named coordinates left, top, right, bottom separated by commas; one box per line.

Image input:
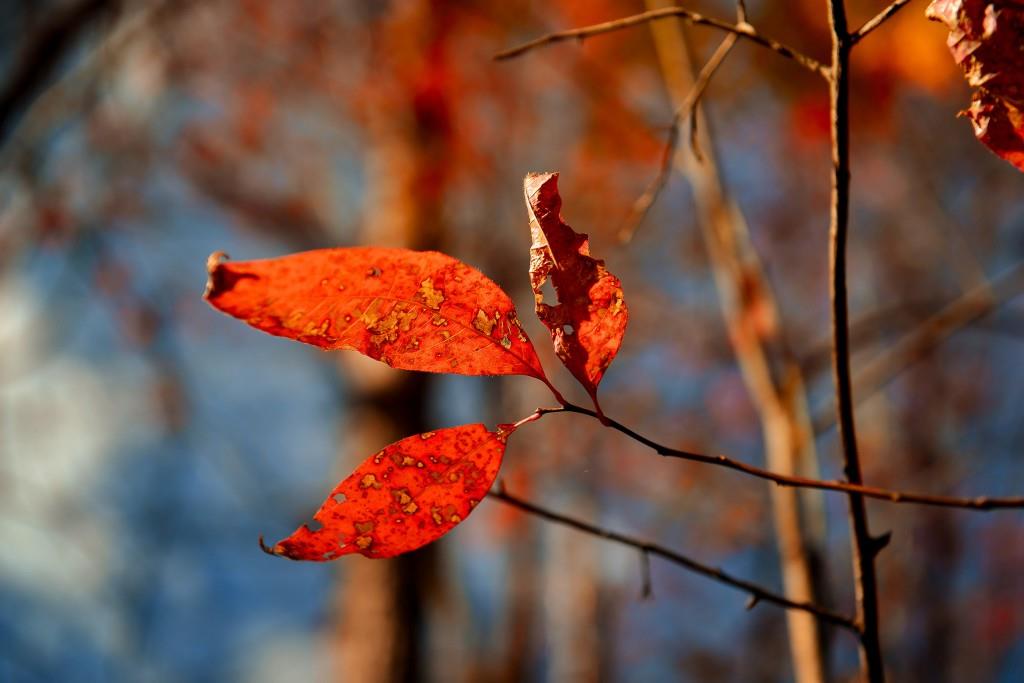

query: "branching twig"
left=851, top=0, right=913, bottom=44
left=620, top=34, right=738, bottom=242
left=538, top=403, right=1024, bottom=510
left=487, top=487, right=857, bottom=631
left=494, top=6, right=827, bottom=77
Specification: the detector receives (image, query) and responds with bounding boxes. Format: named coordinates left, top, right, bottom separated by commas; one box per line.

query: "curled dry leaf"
left=524, top=172, right=627, bottom=408
left=262, top=424, right=511, bottom=560
left=205, top=248, right=548, bottom=381
left=927, top=0, right=1024, bottom=172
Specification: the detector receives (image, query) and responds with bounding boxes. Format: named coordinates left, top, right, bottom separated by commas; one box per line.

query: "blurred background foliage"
left=0, top=0, right=1022, bottom=681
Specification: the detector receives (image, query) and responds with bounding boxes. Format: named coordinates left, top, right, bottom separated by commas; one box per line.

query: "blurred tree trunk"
left=644, top=3, right=829, bottom=681
left=544, top=491, right=602, bottom=683
left=332, top=4, right=454, bottom=681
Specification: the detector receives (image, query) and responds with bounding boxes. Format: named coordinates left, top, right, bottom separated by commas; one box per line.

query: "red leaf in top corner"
left=927, top=0, right=1024, bottom=172
left=263, top=424, right=511, bottom=560
left=204, top=247, right=548, bottom=381
left=524, top=172, right=628, bottom=408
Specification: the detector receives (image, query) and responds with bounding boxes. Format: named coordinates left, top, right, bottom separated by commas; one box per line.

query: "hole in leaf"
left=307, top=519, right=324, bottom=532
left=332, top=493, right=347, bottom=504
left=541, top=279, right=557, bottom=305
left=562, top=324, right=575, bottom=335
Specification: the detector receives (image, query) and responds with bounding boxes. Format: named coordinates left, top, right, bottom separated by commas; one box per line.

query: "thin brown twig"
left=619, top=115, right=679, bottom=244
left=537, top=403, right=1024, bottom=510
left=851, top=0, right=913, bottom=43
left=487, top=486, right=857, bottom=631
left=736, top=0, right=749, bottom=22
left=619, top=34, right=738, bottom=243
left=812, top=263, right=1024, bottom=433
left=0, top=0, right=120, bottom=147
left=494, top=6, right=827, bottom=77
left=826, top=0, right=884, bottom=678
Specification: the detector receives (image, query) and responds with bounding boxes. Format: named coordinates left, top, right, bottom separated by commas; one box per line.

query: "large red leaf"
left=261, top=424, right=510, bottom=560
left=524, top=172, right=628, bottom=408
left=205, top=248, right=548, bottom=381
left=927, top=0, right=1024, bottom=172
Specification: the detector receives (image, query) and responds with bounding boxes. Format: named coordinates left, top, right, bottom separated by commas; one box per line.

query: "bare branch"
left=495, top=6, right=827, bottom=77
left=852, top=0, right=914, bottom=43
left=643, top=6, right=829, bottom=677
left=538, top=404, right=1024, bottom=510
left=487, top=488, right=857, bottom=631
left=619, top=116, right=679, bottom=244
left=620, top=34, right=738, bottom=242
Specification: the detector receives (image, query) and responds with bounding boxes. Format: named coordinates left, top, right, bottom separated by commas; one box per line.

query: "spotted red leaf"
left=524, top=172, right=627, bottom=408
left=262, top=424, right=509, bottom=560
left=927, top=0, right=1024, bottom=172
left=205, top=247, right=547, bottom=381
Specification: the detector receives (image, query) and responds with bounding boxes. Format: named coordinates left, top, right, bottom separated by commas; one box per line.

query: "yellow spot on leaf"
left=356, top=536, right=373, bottom=549
left=360, top=474, right=382, bottom=489
left=473, top=309, right=496, bottom=336
left=417, top=278, right=445, bottom=310
left=367, top=304, right=419, bottom=346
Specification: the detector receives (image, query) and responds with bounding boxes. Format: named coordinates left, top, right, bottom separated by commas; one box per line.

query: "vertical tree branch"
left=826, top=1, right=884, bottom=680
left=643, top=2, right=829, bottom=681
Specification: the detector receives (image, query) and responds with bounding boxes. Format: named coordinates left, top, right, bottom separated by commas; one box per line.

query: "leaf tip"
left=204, top=251, right=230, bottom=300
left=258, top=534, right=285, bottom=558
left=523, top=171, right=559, bottom=201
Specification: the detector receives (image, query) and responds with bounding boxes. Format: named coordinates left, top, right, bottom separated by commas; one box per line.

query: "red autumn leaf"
left=261, top=424, right=510, bottom=560
left=927, top=0, right=1024, bottom=172
left=524, top=172, right=628, bottom=409
left=204, top=247, right=548, bottom=381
